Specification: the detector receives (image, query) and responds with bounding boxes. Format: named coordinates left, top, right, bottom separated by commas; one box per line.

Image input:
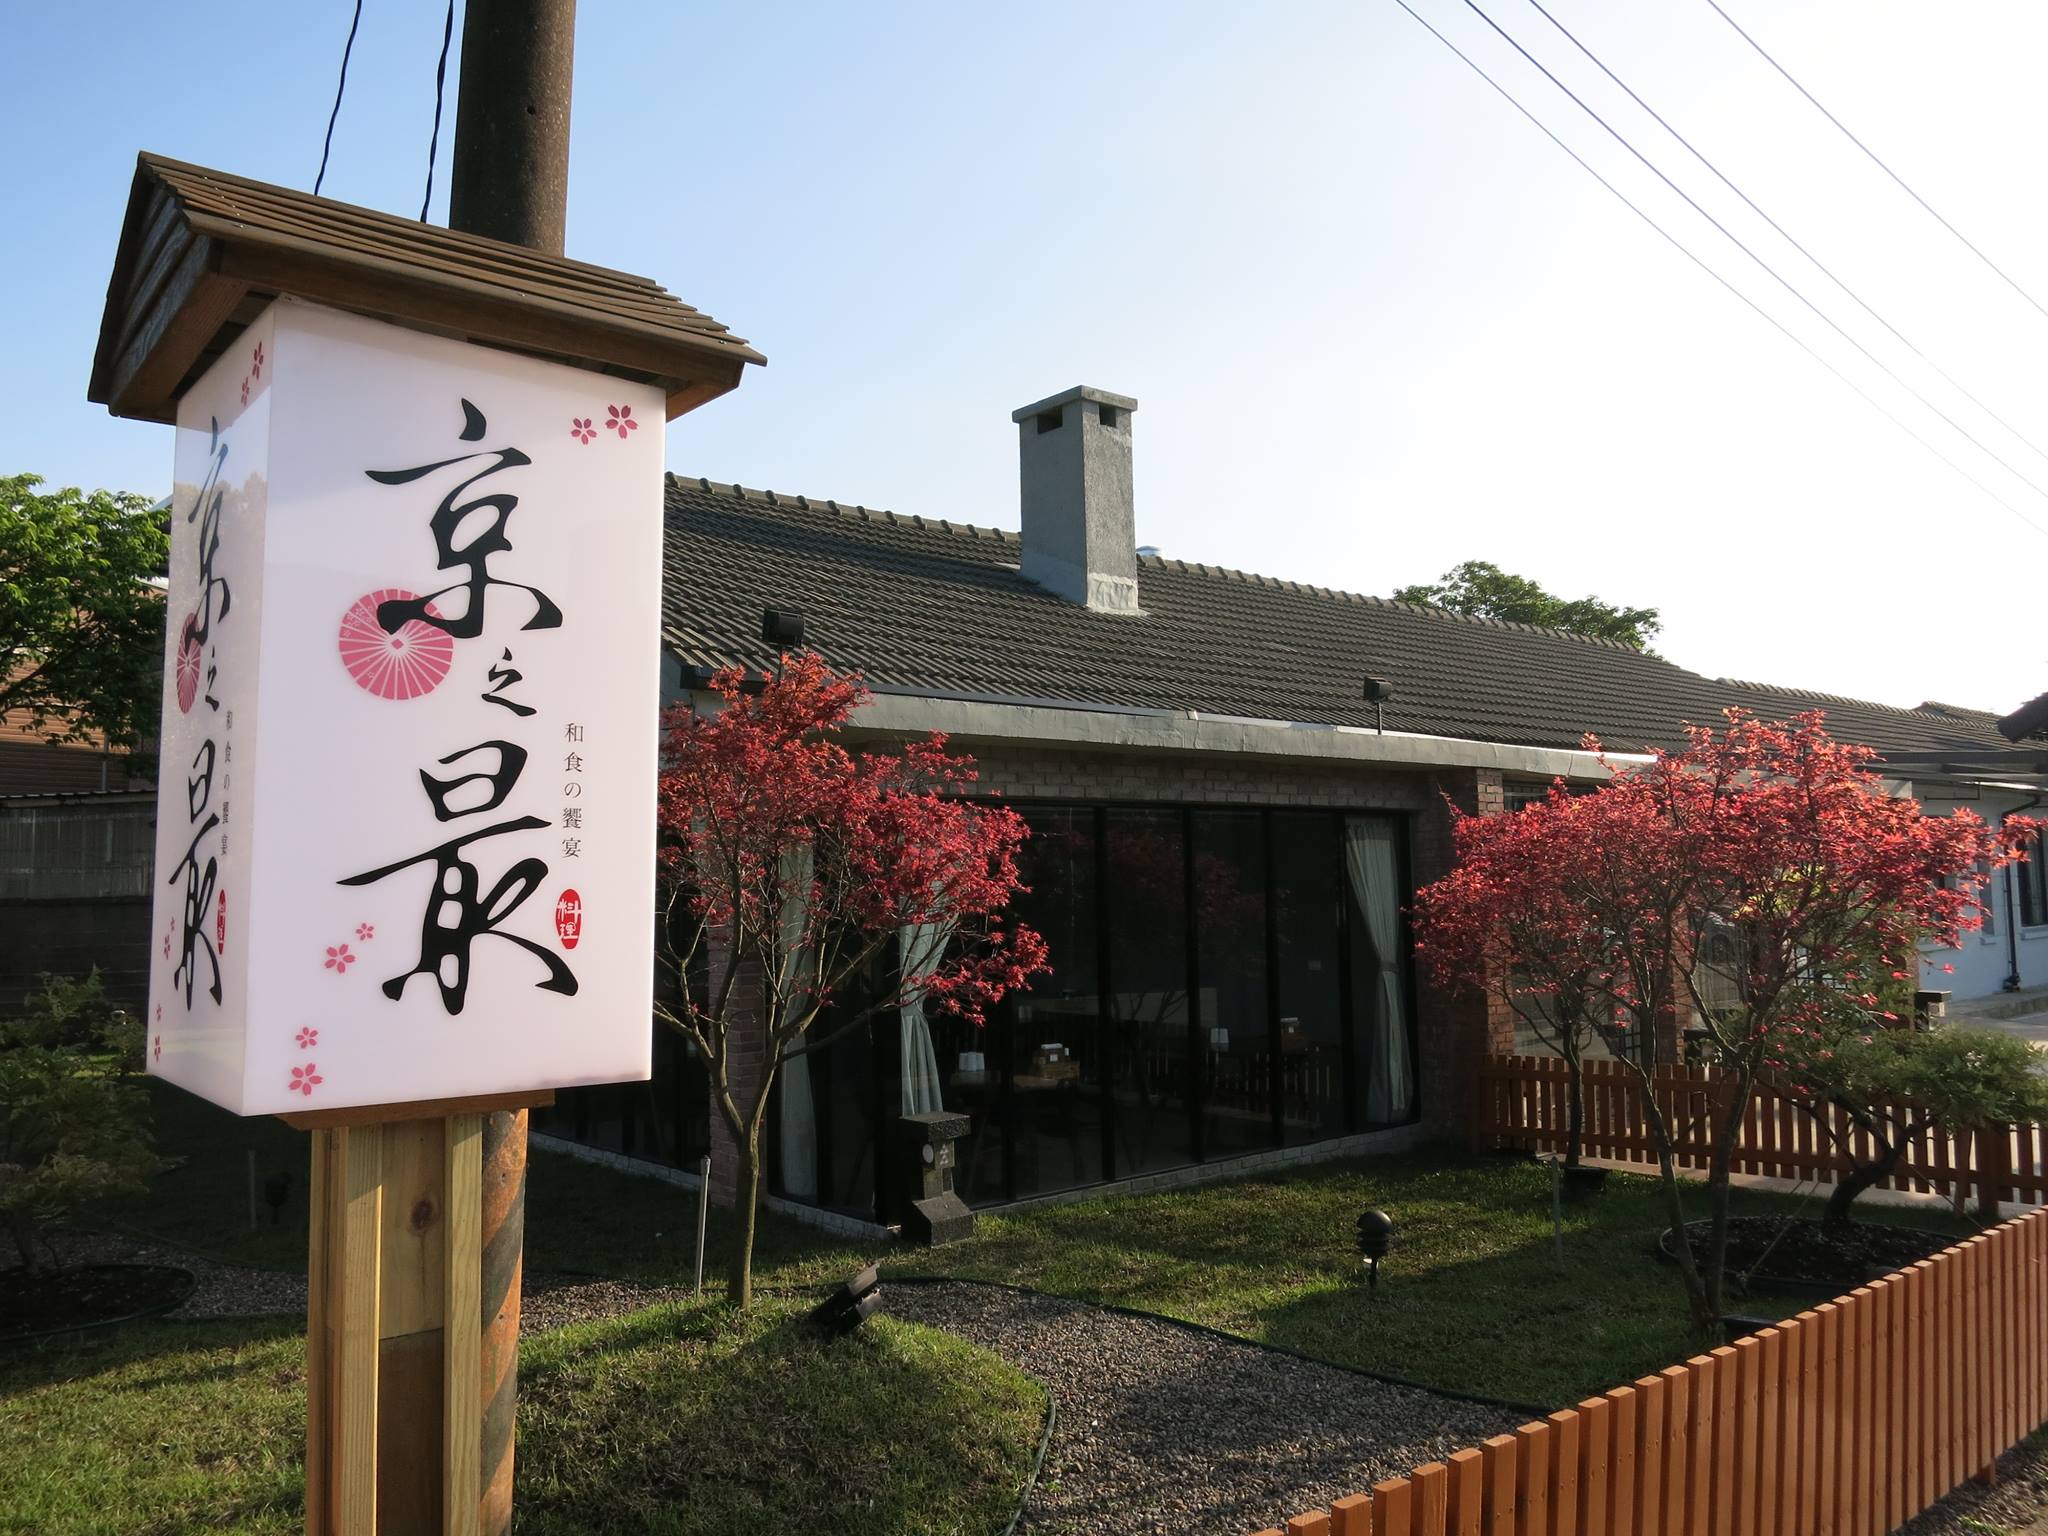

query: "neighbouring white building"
left=1910, top=767, right=2048, bottom=1005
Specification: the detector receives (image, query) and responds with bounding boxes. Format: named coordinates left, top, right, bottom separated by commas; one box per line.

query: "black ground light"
left=809, top=1265, right=883, bottom=1337
left=1356, top=1208, right=1395, bottom=1289
left=262, top=1170, right=292, bottom=1226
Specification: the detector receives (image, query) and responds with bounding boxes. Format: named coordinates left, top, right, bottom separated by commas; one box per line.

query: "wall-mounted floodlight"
left=1363, top=676, right=1393, bottom=734
left=761, top=607, right=806, bottom=648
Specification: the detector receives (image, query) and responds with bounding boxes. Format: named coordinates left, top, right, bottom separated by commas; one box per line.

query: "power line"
left=1385, top=0, right=2048, bottom=541
left=314, top=0, right=364, bottom=199
left=1703, top=0, right=2048, bottom=329
left=1456, top=0, right=2048, bottom=512
left=421, top=0, right=457, bottom=222
left=1523, top=0, right=2048, bottom=474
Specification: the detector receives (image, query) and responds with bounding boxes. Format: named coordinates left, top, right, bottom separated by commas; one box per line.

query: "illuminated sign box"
left=148, top=297, right=664, bottom=1114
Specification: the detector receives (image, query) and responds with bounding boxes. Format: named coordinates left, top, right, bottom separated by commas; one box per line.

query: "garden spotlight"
left=1356, top=1208, right=1395, bottom=1290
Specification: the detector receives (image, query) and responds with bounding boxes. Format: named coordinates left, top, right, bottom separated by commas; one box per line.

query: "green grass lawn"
left=884, top=1155, right=1981, bottom=1409
left=0, top=1301, right=1044, bottom=1536
left=518, top=1139, right=1984, bottom=1409
left=90, top=1082, right=1986, bottom=1412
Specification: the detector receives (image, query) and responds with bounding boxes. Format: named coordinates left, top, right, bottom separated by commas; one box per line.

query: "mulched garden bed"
left=0, top=1263, right=195, bottom=1342
left=1662, top=1216, right=1953, bottom=1295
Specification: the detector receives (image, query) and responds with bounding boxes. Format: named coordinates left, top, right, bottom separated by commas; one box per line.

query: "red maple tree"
left=1416, top=710, right=2036, bottom=1325
left=654, top=654, right=1046, bottom=1305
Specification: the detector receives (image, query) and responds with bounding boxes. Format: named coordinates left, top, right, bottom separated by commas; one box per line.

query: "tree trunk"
left=1564, top=1049, right=1585, bottom=1168
left=1637, top=1073, right=1715, bottom=1332
left=1821, top=1115, right=1906, bottom=1229
left=728, top=1125, right=762, bottom=1309
left=6, top=1211, right=39, bottom=1273
left=1701, top=1068, right=1756, bottom=1324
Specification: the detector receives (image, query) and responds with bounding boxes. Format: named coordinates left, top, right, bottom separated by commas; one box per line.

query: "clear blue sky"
left=10, top=2, right=2048, bottom=714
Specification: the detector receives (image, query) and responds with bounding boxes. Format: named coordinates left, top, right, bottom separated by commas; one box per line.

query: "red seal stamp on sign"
left=555, top=889, right=582, bottom=950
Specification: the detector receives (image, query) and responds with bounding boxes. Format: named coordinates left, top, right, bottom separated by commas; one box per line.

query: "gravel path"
left=1899, top=1441, right=2048, bottom=1536
left=520, top=1276, right=689, bottom=1333
left=887, top=1280, right=1525, bottom=1536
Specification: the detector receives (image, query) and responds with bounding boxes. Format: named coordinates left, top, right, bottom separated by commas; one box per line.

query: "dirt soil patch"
left=1669, top=1216, right=1951, bottom=1293
left=0, top=1263, right=193, bottom=1340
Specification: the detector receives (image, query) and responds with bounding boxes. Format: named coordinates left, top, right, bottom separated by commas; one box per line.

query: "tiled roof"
left=660, top=477, right=2018, bottom=760
left=91, top=155, right=761, bottom=424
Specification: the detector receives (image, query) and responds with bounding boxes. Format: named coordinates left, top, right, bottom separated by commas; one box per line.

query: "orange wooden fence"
left=1253, top=1205, right=2048, bottom=1536
left=1471, top=1054, right=2048, bottom=1212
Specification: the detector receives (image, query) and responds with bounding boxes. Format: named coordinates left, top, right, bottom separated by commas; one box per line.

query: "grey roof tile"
left=659, top=477, right=2016, bottom=759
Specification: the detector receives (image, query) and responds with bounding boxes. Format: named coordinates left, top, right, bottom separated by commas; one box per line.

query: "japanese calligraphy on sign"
left=147, top=298, right=660, bottom=1115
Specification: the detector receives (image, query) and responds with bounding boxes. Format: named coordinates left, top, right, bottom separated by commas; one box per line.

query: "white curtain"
left=899, top=922, right=948, bottom=1115
left=1346, top=818, right=1414, bottom=1124
left=776, top=846, right=818, bottom=1201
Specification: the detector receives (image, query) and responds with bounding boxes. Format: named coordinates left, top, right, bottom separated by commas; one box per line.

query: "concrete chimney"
left=1012, top=385, right=1141, bottom=614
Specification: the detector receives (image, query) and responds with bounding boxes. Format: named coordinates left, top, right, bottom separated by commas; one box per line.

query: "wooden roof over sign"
left=88, top=153, right=764, bottom=425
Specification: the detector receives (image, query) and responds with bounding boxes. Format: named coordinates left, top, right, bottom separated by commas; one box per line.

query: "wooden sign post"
left=89, top=155, right=760, bottom=1535
left=290, top=1093, right=544, bottom=1536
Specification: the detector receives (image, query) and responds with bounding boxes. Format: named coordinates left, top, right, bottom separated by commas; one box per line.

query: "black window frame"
left=2019, top=829, right=2048, bottom=930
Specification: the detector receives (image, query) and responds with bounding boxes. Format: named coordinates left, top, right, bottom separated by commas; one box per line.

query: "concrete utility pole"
left=445, top=3, right=576, bottom=1530
left=449, top=0, right=576, bottom=254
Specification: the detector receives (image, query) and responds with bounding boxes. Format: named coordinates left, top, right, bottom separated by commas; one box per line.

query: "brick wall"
left=703, top=925, right=768, bottom=1208
left=1407, top=765, right=1514, bottom=1140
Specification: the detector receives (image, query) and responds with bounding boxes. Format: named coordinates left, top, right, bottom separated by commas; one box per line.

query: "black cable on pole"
left=1703, top=0, right=2048, bottom=329
left=1386, top=0, right=2048, bottom=542
left=313, top=0, right=364, bottom=198
left=1456, top=0, right=2048, bottom=512
left=421, top=0, right=457, bottom=222
left=1524, top=0, right=2048, bottom=474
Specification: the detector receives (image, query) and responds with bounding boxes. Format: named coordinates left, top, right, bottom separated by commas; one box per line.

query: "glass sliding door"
left=1005, top=807, right=1104, bottom=1199
left=646, top=1024, right=709, bottom=1167
left=1104, top=809, right=1194, bottom=1176
left=773, top=945, right=888, bottom=1217
left=815, top=1008, right=882, bottom=1216
left=1192, top=809, right=1274, bottom=1159
left=1272, top=811, right=1345, bottom=1145
left=1344, top=814, right=1417, bottom=1126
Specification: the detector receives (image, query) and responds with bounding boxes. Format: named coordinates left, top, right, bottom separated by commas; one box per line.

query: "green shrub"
left=0, top=972, right=158, bottom=1269
left=1773, top=1021, right=2048, bottom=1225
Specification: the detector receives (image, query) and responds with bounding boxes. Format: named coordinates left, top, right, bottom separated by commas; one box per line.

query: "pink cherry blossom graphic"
left=155, top=1004, right=163, bottom=1023
left=153, top=1034, right=162, bottom=1063
left=325, top=943, right=355, bottom=975
left=356, top=922, right=375, bottom=942
left=175, top=613, right=202, bottom=713
left=606, top=404, right=638, bottom=438
left=251, top=341, right=264, bottom=380
left=570, top=416, right=596, bottom=444
left=290, top=1064, right=323, bottom=1097
left=296, top=1027, right=319, bottom=1050
left=240, top=377, right=250, bottom=407
left=162, top=931, right=172, bottom=959
left=338, top=590, right=454, bottom=700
